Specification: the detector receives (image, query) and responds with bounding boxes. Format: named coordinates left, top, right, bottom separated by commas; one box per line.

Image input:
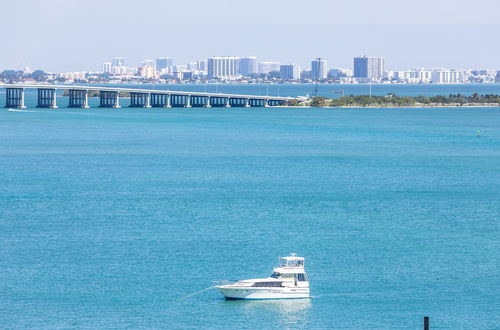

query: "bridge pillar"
left=245, top=98, right=250, bottom=108
left=68, top=89, right=89, bottom=108
left=264, top=99, right=270, bottom=107
left=204, top=96, right=211, bottom=108
left=166, top=94, right=171, bottom=108
left=129, top=92, right=151, bottom=108
left=5, top=88, right=26, bottom=109
left=37, top=88, right=58, bottom=108
left=151, top=93, right=167, bottom=108
left=224, top=97, right=231, bottom=108
left=185, top=95, right=191, bottom=108
left=99, top=91, right=121, bottom=108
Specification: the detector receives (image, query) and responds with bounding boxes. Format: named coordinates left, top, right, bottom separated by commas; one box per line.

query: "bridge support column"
left=264, top=99, right=270, bottom=107
left=204, top=96, right=211, bottom=108
left=224, top=97, right=231, bottom=108
left=5, top=88, right=26, bottom=109
left=166, top=94, right=171, bottom=108
left=37, top=88, right=58, bottom=108
left=245, top=98, right=250, bottom=108
left=68, top=89, right=89, bottom=108
left=185, top=95, right=191, bottom=108
left=99, top=91, right=121, bottom=108
left=151, top=93, right=166, bottom=108
left=129, top=92, right=151, bottom=108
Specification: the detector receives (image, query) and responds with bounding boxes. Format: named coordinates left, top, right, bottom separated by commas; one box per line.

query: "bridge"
left=0, top=84, right=294, bottom=109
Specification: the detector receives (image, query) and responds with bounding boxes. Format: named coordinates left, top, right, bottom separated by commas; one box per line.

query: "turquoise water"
left=1, top=94, right=499, bottom=328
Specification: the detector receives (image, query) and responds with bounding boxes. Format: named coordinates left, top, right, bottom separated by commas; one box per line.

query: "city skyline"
left=1, top=0, right=499, bottom=72
left=4, top=53, right=497, bottom=85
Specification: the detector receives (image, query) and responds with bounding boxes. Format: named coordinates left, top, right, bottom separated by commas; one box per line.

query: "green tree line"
left=308, top=93, right=500, bottom=107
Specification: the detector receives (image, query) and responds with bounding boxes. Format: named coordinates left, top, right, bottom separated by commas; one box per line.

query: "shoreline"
left=304, top=104, right=500, bottom=109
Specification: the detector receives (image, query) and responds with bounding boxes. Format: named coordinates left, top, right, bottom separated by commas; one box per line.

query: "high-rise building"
left=111, top=57, right=124, bottom=68
left=156, top=57, right=173, bottom=71
left=311, top=58, right=328, bottom=80
left=138, top=65, right=156, bottom=79
left=353, top=56, right=385, bottom=80
left=102, top=62, right=112, bottom=74
left=187, top=62, right=198, bottom=71
left=197, top=59, right=208, bottom=74
left=239, top=57, right=257, bottom=76
left=279, top=64, right=301, bottom=80
left=430, top=68, right=465, bottom=84
left=207, top=57, right=240, bottom=80
left=258, top=62, right=280, bottom=74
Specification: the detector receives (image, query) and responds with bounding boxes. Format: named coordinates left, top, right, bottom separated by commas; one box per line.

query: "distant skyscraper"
left=207, top=57, right=240, bottom=80
left=353, top=56, right=385, bottom=80
left=258, top=62, right=280, bottom=74
left=102, top=62, right=112, bottom=73
left=138, top=65, right=156, bottom=79
left=187, top=62, right=198, bottom=71
left=279, top=64, right=301, bottom=80
left=311, top=58, right=328, bottom=80
left=239, top=57, right=257, bottom=76
left=197, top=59, right=208, bottom=74
left=156, top=57, right=173, bottom=71
left=111, top=57, right=124, bottom=68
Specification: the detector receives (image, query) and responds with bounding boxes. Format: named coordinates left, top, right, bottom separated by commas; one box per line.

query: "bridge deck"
left=0, top=84, right=293, bottom=101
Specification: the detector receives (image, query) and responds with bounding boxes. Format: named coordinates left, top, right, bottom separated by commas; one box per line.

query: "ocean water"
left=0, top=90, right=499, bottom=329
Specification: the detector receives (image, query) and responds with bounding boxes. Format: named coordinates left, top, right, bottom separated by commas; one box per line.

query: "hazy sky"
left=2, top=0, right=499, bottom=72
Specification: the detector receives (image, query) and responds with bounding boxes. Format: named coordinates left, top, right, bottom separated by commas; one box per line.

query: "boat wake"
left=5, top=108, right=35, bottom=113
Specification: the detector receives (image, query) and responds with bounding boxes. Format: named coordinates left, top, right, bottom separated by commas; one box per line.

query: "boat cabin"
left=278, top=253, right=305, bottom=268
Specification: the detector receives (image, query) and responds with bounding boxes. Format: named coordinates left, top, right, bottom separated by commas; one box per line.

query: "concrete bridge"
left=0, top=84, right=293, bottom=109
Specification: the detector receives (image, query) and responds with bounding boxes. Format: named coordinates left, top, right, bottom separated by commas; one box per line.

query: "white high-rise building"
left=207, top=57, right=240, bottom=80
left=431, top=68, right=466, bottom=84
left=311, top=58, right=328, bottom=80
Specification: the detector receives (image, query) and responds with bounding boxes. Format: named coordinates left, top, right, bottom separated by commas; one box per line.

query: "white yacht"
left=215, top=253, right=310, bottom=300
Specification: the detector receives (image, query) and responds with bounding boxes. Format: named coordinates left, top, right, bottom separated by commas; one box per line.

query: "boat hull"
left=215, top=286, right=310, bottom=300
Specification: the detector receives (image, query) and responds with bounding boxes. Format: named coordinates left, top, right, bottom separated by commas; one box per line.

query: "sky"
left=1, top=0, right=499, bottom=72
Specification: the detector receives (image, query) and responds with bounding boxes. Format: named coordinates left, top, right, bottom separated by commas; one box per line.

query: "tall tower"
left=311, top=58, right=328, bottom=80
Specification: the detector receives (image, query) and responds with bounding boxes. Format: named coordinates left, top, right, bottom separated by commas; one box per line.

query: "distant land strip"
left=305, top=94, right=500, bottom=108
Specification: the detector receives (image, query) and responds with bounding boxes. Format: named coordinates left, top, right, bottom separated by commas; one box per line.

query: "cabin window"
left=297, top=273, right=308, bottom=281
left=252, top=282, right=283, bottom=287
left=279, top=259, right=304, bottom=267
left=270, top=272, right=281, bottom=279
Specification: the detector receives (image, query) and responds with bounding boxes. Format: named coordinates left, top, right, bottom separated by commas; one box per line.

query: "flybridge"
left=0, top=84, right=294, bottom=109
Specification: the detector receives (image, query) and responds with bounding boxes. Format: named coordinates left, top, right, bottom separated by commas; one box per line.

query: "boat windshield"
left=270, top=272, right=281, bottom=278
left=279, top=258, right=304, bottom=267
